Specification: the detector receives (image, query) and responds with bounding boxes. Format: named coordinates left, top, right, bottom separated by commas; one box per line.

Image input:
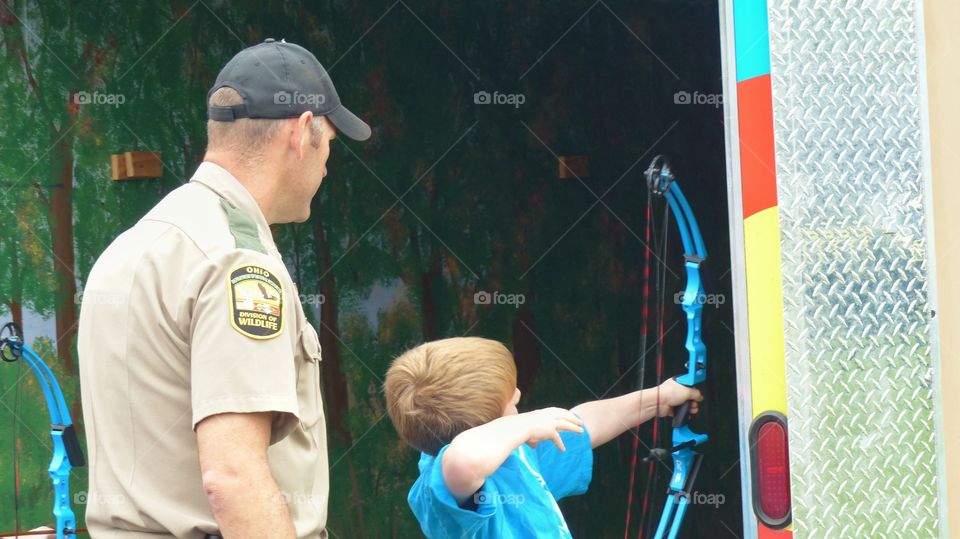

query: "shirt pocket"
left=296, top=323, right=324, bottom=431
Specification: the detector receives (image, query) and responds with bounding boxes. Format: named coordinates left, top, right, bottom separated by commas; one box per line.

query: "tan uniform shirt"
left=78, top=162, right=328, bottom=538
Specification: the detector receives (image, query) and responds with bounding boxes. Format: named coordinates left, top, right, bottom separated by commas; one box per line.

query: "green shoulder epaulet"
left=220, top=198, right=267, bottom=254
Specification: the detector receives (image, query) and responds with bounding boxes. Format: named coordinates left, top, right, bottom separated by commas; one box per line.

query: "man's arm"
left=197, top=412, right=296, bottom=539
left=441, top=408, right=583, bottom=504
left=571, top=379, right=703, bottom=448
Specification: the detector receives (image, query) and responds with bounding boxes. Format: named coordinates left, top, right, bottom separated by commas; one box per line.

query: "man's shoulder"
left=86, top=182, right=241, bottom=290
left=140, top=182, right=232, bottom=257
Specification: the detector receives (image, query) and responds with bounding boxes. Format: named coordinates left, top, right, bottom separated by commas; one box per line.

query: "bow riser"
left=676, top=264, right=706, bottom=387
left=49, top=432, right=77, bottom=539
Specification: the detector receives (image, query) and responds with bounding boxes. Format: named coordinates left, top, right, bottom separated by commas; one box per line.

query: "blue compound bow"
left=1, top=322, right=85, bottom=539
left=640, top=156, right=708, bottom=539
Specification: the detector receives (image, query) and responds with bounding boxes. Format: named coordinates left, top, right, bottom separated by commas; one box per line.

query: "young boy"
left=384, top=337, right=703, bottom=538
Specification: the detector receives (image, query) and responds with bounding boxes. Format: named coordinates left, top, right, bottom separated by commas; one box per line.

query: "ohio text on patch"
left=227, top=264, right=284, bottom=339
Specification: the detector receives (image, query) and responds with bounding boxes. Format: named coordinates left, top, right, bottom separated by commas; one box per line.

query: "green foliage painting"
left=0, top=1, right=739, bottom=537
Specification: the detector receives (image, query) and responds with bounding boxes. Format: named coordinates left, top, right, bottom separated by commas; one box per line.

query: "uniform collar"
left=191, top=161, right=280, bottom=257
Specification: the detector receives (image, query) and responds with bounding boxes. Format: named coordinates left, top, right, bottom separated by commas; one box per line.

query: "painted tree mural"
left=1, top=1, right=738, bottom=537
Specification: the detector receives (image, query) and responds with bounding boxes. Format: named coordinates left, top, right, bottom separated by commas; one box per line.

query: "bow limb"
left=2, top=324, right=84, bottom=539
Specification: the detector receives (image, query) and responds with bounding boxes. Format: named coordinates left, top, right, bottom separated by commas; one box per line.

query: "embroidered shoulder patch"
left=227, top=264, right=284, bottom=339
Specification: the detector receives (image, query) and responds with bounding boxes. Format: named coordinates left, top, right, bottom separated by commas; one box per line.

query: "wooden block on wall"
left=124, top=151, right=162, bottom=179
left=110, top=153, right=128, bottom=180
left=112, top=151, right=161, bottom=180
left=559, top=155, right=589, bottom=179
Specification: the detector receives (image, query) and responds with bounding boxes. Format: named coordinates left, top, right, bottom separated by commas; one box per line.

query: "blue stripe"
left=733, top=0, right=771, bottom=82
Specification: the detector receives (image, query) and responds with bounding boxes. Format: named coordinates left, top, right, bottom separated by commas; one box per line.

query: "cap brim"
left=327, top=105, right=371, bottom=141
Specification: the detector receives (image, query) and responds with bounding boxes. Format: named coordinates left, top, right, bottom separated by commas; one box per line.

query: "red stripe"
left=738, top=74, right=778, bottom=219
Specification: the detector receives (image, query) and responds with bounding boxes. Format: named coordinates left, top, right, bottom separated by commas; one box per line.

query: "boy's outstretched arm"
left=571, top=379, right=703, bottom=448
left=442, top=408, right=583, bottom=504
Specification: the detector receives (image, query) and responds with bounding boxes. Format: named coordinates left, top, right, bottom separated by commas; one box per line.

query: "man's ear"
left=293, top=111, right=314, bottom=160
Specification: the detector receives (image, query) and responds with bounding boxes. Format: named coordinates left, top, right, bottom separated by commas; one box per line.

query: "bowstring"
left=12, top=357, right=23, bottom=535
left=625, top=187, right=672, bottom=539
left=624, top=188, right=656, bottom=539
left=639, top=200, right=670, bottom=539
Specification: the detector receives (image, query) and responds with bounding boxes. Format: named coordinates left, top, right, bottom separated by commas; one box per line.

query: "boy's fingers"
left=558, top=411, right=583, bottom=426
left=551, top=431, right=566, bottom=452
left=556, top=418, right=584, bottom=433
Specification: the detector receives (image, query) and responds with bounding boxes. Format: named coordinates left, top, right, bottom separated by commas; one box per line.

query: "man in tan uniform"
left=77, top=39, right=370, bottom=538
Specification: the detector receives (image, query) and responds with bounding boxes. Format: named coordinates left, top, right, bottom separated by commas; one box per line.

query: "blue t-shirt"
left=408, top=427, right=593, bottom=538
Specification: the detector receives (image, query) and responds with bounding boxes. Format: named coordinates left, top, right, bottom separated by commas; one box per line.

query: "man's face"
left=288, top=115, right=336, bottom=223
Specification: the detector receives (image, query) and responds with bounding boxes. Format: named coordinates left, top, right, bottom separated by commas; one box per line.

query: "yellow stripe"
left=743, top=206, right=788, bottom=414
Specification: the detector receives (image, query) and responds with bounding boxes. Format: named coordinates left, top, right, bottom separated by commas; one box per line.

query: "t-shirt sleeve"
left=188, top=249, right=299, bottom=442
left=533, top=421, right=594, bottom=500
left=407, top=446, right=497, bottom=537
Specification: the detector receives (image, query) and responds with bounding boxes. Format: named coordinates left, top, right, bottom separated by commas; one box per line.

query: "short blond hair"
left=384, top=337, right=517, bottom=455
left=206, top=87, right=325, bottom=159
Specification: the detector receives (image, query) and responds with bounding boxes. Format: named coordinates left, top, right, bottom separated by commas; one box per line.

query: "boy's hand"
left=656, top=378, right=704, bottom=418
left=442, top=407, right=584, bottom=503
left=519, top=407, right=584, bottom=451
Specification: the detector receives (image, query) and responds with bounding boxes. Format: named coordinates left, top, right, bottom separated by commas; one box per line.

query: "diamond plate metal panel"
left=767, top=2, right=942, bottom=537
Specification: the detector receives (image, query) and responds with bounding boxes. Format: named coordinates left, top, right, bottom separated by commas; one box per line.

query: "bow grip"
left=673, top=400, right=694, bottom=428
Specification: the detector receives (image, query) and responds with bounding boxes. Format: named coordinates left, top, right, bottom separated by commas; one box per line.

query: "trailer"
left=721, top=1, right=952, bottom=537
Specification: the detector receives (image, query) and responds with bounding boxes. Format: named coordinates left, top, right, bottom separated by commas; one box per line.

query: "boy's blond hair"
left=384, top=337, right=517, bottom=455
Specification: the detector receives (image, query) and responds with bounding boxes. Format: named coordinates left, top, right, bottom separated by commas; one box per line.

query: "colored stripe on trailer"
left=737, top=75, right=778, bottom=219
left=733, top=0, right=792, bottom=535
left=733, top=0, right=771, bottom=82
left=742, top=208, right=787, bottom=414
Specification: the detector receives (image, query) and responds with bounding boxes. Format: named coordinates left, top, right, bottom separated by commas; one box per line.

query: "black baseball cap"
left=207, top=38, right=371, bottom=141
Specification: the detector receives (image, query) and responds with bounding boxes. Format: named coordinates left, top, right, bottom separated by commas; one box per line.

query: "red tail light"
left=750, top=412, right=791, bottom=528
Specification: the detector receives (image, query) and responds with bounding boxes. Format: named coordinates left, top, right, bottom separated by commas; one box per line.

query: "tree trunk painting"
left=50, top=95, right=78, bottom=372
